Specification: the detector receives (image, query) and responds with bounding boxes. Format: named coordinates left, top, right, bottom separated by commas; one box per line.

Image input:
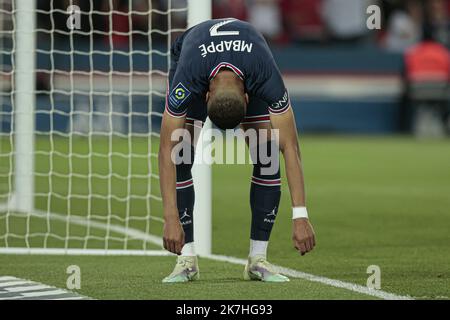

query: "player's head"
left=206, top=69, right=248, bottom=130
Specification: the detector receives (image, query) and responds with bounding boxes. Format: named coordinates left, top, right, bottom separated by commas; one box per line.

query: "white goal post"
left=0, top=0, right=212, bottom=256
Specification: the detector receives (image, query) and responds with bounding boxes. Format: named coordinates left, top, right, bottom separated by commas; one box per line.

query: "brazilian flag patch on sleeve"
left=169, top=82, right=191, bottom=109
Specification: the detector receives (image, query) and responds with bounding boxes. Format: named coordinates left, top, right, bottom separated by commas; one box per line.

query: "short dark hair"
left=207, top=90, right=246, bottom=130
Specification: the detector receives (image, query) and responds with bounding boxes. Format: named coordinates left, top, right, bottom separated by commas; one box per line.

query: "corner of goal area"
left=0, top=276, right=92, bottom=300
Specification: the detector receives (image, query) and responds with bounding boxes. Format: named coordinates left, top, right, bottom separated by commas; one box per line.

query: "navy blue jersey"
left=165, top=18, right=290, bottom=118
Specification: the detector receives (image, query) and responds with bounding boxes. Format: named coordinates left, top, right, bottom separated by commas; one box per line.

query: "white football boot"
left=243, top=255, right=289, bottom=282
left=162, top=256, right=199, bottom=283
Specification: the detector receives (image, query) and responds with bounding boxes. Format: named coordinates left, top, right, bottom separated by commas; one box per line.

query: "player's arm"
left=159, top=111, right=186, bottom=255
left=270, top=108, right=316, bottom=256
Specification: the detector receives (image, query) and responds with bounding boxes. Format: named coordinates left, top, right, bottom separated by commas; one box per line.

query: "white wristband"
left=292, top=207, right=308, bottom=219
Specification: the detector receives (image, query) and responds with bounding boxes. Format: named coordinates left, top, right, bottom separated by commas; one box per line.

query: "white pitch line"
left=5, top=284, right=52, bottom=293
left=19, top=289, right=69, bottom=298
left=53, top=296, right=86, bottom=300
left=0, top=276, right=20, bottom=281
left=0, top=296, right=25, bottom=300
left=0, top=280, right=31, bottom=288
left=0, top=247, right=170, bottom=256
left=205, top=254, right=414, bottom=300
left=0, top=290, right=68, bottom=300
left=0, top=292, right=88, bottom=300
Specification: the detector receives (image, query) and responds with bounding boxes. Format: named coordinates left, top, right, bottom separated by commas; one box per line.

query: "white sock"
left=181, top=242, right=196, bottom=256
left=249, top=240, right=268, bottom=258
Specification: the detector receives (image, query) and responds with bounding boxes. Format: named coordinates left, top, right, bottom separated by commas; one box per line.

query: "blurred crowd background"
left=0, top=0, right=449, bottom=136
left=35, top=0, right=450, bottom=52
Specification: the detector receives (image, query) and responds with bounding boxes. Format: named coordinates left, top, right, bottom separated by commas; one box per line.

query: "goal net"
left=0, top=0, right=211, bottom=255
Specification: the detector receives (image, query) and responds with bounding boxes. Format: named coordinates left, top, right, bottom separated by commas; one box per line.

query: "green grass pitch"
left=0, top=135, right=449, bottom=299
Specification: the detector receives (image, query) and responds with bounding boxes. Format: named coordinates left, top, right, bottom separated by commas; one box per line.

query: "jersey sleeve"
left=165, top=67, right=194, bottom=118
left=250, top=57, right=291, bottom=115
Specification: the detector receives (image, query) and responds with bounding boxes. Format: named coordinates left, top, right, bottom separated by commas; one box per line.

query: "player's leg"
left=241, top=120, right=280, bottom=257
left=174, top=119, right=197, bottom=254
left=240, top=97, right=289, bottom=282
left=163, top=101, right=206, bottom=283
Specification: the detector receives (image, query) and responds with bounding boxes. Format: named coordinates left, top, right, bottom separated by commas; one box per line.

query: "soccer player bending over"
left=159, top=18, right=316, bottom=283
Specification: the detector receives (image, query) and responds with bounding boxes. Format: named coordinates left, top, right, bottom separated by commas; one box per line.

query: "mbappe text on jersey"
left=199, top=40, right=253, bottom=58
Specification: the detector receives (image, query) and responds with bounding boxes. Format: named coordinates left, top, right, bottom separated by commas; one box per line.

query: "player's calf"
left=249, top=140, right=281, bottom=257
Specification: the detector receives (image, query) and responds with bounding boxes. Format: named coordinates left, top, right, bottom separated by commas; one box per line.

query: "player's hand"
left=292, top=218, right=316, bottom=256
left=163, top=215, right=185, bottom=255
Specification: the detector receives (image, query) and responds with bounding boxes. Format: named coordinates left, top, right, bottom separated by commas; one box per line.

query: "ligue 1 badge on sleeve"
left=169, top=82, right=191, bottom=109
